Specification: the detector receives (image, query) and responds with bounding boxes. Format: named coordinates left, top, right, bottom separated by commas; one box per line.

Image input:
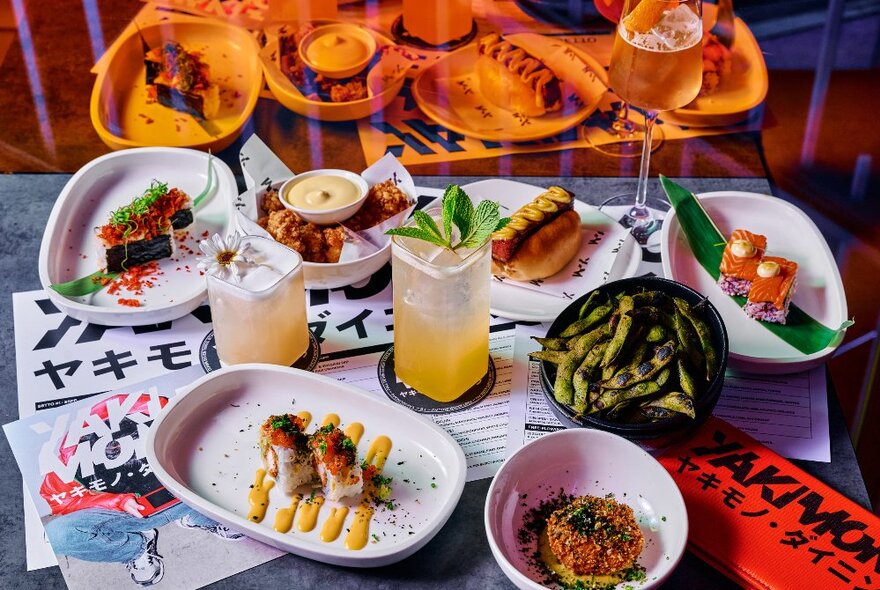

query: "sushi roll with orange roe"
left=310, top=424, right=362, bottom=501
left=259, top=414, right=315, bottom=494
left=744, top=257, right=798, bottom=324
left=718, top=229, right=767, bottom=296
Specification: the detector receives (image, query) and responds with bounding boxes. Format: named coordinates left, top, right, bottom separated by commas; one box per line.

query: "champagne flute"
left=600, top=0, right=703, bottom=242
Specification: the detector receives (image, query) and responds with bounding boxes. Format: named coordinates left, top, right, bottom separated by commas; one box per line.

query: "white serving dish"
left=279, top=169, right=370, bottom=225
left=145, top=364, right=467, bottom=567
left=461, top=179, right=642, bottom=322
left=38, top=148, right=235, bottom=326
left=661, top=191, right=848, bottom=373
left=485, top=429, right=687, bottom=590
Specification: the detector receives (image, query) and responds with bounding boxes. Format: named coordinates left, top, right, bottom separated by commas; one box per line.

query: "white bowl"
left=298, top=23, right=377, bottom=79
left=485, top=429, right=688, bottom=589
left=279, top=169, right=369, bottom=225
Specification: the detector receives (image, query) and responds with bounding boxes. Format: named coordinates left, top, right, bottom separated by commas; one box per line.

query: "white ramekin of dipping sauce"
left=298, top=23, right=377, bottom=79
left=279, top=169, right=370, bottom=225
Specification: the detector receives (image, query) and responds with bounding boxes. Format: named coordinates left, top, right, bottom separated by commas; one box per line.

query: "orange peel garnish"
left=622, top=0, right=678, bottom=34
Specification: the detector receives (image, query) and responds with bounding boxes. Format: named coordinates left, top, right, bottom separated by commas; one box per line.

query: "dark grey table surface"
left=0, top=174, right=869, bottom=589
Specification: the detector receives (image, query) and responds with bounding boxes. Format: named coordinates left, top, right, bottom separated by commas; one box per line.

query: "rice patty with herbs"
left=545, top=495, right=644, bottom=576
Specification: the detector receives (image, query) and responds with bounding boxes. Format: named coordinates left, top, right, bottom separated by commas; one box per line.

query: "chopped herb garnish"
left=320, top=423, right=334, bottom=434
left=342, top=437, right=356, bottom=451
left=110, top=180, right=169, bottom=228
left=318, top=442, right=327, bottom=454
left=430, top=482, right=437, bottom=489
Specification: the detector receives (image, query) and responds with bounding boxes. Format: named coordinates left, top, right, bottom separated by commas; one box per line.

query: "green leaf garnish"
left=386, top=184, right=509, bottom=254
left=49, top=270, right=119, bottom=297
left=192, top=151, right=214, bottom=208
left=109, top=180, right=169, bottom=228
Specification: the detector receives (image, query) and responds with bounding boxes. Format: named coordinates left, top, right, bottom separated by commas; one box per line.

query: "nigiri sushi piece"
left=310, top=424, right=362, bottom=501
left=259, top=414, right=316, bottom=494
left=743, top=257, right=798, bottom=324
left=96, top=181, right=193, bottom=273
left=718, top=229, right=767, bottom=296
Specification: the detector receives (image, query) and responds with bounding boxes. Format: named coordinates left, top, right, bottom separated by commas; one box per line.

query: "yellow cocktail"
left=391, top=210, right=491, bottom=402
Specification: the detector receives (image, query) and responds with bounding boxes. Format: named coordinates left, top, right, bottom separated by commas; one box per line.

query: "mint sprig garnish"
left=386, top=184, right=509, bottom=252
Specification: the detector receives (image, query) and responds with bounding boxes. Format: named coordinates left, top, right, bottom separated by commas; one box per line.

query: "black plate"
left=539, top=276, right=729, bottom=444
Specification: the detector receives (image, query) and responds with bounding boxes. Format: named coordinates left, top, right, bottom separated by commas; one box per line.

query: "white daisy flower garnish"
left=197, top=232, right=254, bottom=283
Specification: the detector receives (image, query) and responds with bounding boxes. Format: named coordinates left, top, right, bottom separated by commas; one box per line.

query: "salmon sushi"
left=310, top=424, right=362, bottom=501
left=744, top=257, right=798, bottom=324
left=259, top=414, right=316, bottom=494
left=717, top=229, right=767, bottom=296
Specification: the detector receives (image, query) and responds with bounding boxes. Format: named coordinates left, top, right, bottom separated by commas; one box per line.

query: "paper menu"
left=508, top=325, right=832, bottom=463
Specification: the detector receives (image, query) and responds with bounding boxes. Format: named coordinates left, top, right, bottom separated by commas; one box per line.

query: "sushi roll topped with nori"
left=145, top=42, right=219, bottom=120
left=96, top=180, right=193, bottom=273
left=744, top=256, right=798, bottom=324
left=310, top=424, right=362, bottom=501
left=259, top=414, right=316, bottom=494
left=718, top=229, right=767, bottom=296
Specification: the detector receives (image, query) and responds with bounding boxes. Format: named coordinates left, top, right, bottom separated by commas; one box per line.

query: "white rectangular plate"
left=146, top=364, right=467, bottom=567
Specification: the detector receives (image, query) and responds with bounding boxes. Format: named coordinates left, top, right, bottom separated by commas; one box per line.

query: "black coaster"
left=199, top=330, right=321, bottom=373
left=376, top=344, right=496, bottom=414
left=390, top=15, right=478, bottom=51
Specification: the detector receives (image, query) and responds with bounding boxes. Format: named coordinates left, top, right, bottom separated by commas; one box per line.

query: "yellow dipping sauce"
left=306, top=32, right=371, bottom=71
left=285, top=175, right=362, bottom=211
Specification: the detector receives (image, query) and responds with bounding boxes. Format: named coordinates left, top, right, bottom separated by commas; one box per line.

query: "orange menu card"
left=657, top=417, right=880, bottom=590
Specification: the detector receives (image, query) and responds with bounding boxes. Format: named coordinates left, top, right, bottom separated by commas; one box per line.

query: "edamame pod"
left=577, top=291, right=602, bottom=320
left=528, top=350, right=568, bottom=364
left=592, top=379, right=661, bottom=412
left=646, top=324, right=667, bottom=342
left=560, top=303, right=612, bottom=337
left=678, top=358, right=698, bottom=399
left=533, top=337, right=569, bottom=351
left=601, top=295, right=635, bottom=367
left=601, top=340, right=677, bottom=389
left=677, top=298, right=719, bottom=380
left=644, top=391, right=696, bottom=419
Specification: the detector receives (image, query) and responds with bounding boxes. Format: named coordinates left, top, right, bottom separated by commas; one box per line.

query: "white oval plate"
left=461, top=179, right=642, bottom=322
left=145, top=364, right=467, bottom=567
left=661, top=191, right=848, bottom=373
left=38, top=148, right=235, bottom=326
left=486, top=429, right=687, bottom=590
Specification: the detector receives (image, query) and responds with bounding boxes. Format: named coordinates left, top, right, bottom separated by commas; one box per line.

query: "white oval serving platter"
left=661, top=191, right=848, bottom=373
left=145, top=364, right=467, bottom=567
left=462, top=179, right=642, bottom=322
left=38, top=148, right=235, bottom=326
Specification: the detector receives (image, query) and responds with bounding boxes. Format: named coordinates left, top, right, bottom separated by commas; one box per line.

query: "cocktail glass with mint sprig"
left=385, top=185, right=509, bottom=402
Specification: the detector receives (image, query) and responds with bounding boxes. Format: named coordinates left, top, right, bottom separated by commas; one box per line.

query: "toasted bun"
left=475, top=54, right=547, bottom=118
left=492, top=209, right=581, bottom=281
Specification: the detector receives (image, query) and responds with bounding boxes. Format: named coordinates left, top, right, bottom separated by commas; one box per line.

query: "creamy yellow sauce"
left=493, top=186, right=573, bottom=240
left=297, top=495, right=325, bottom=532
left=297, top=411, right=312, bottom=428
left=273, top=493, right=302, bottom=533
left=364, top=435, right=392, bottom=470
left=320, top=506, right=350, bottom=542
left=344, top=422, right=365, bottom=445
left=247, top=469, right=275, bottom=523
left=321, top=413, right=341, bottom=428
left=538, top=527, right=628, bottom=587
left=306, top=32, right=372, bottom=71
left=284, top=175, right=362, bottom=211
left=345, top=502, right=374, bottom=550
left=246, top=410, right=395, bottom=552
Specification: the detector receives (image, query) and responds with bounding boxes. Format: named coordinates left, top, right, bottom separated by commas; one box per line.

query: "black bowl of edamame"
left=535, top=276, right=728, bottom=445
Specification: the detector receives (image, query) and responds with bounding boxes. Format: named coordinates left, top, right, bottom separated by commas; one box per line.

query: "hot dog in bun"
left=491, top=186, right=581, bottom=281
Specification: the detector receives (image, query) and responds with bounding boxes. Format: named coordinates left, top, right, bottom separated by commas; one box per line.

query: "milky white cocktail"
left=206, top=235, right=309, bottom=366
